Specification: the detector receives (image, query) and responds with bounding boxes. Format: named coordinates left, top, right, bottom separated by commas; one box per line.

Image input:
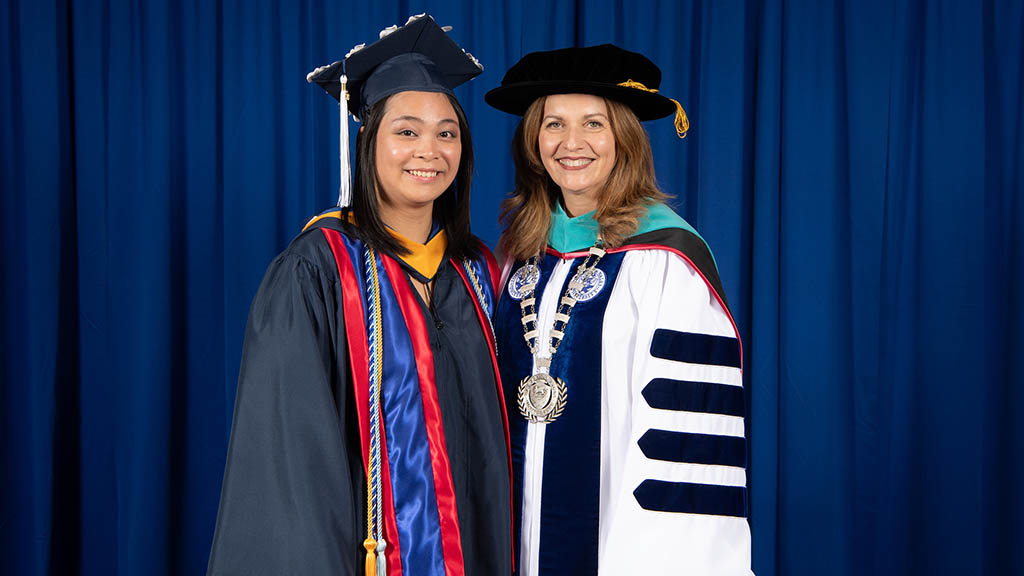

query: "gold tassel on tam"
left=617, top=78, right=689, bottom=138
left=364, top=538, right=377, bottom=576
left=671, top=99, right=689, bottom=138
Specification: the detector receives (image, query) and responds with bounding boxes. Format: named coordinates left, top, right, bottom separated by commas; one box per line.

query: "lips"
left=406, top=169, right=441, bottom=180
left=557, top=157, right=594, bottom=170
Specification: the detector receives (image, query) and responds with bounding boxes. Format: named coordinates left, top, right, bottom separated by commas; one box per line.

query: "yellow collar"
left=301, top=210, right=448, bottom=280
left=389, top=227, right=448, bottom=281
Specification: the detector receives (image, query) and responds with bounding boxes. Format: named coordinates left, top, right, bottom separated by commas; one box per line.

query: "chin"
left=407, top=184, right=451, bottom=205
left=562, top=184, right=597, bottom=197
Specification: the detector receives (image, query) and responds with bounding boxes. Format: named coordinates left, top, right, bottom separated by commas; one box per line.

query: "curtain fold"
left=2, top=1, right=1021, bottom=575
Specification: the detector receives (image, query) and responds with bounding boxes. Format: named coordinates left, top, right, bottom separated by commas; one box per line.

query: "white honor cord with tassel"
left=365, top=247, right=386, bottom=576
left=338, top=74, right=352, bottom=207
left=374, top=453, right=385, bottom=576
left=376, top=538, right=386, bottom=576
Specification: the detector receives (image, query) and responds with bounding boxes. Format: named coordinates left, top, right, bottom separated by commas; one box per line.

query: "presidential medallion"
left=516, top=242, right=604, bottom=425
left=508, top=263, right=541, bottom=300
left=517, top=373, right=567, bottom=424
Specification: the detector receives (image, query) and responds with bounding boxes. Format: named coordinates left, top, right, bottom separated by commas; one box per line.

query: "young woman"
left=486, top=44, right=753, bottom=575
left=207, top=16, right=511, bottom=576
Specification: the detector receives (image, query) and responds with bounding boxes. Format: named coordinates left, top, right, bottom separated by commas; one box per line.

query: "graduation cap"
left=307, top=14, right=483, bottom=207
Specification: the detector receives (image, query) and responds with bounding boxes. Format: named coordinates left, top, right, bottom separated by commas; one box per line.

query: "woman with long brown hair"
left=486, top=45, right=753, bottom=575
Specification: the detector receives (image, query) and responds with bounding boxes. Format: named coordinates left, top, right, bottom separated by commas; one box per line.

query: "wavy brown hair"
left=498, top=95, right=668, bottom=260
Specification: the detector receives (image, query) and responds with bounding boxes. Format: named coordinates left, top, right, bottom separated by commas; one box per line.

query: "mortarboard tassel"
left=338, top=74, right=352, bottom=207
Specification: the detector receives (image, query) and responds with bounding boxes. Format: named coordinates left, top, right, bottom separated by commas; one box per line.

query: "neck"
left=379, top=202, right=433, bottom=244
left=561, top=192, right=597, bottom=218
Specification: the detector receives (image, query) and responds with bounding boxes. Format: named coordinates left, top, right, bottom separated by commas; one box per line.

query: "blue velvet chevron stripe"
left=638, top=429, right=746, bottom=467
left=641, top=378, right=745, bottom=416
left=633, top=479, right=747, bottom=518
left=639, top=310, right=747, bottom=518
left=650, top=328, right=741, bottom=368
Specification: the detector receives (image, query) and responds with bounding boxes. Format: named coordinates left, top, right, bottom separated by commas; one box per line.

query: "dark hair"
left=348, top=92, right=477, bottom=260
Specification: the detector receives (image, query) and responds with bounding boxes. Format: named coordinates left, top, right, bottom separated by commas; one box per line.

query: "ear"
left=359, top=126, right=365, bottom=134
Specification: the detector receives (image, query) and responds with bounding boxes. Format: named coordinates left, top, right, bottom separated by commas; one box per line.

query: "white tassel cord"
left=338, top=74, right=352, bottom=207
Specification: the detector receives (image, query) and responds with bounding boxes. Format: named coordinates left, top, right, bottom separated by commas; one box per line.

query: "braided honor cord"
left=364, top=247, right=386, bottom=576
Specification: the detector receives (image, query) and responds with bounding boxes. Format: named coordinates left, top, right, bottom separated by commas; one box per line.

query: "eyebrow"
left=543, top=113, right=609, bottom=121
left=390, top=115, right=458, bottom=125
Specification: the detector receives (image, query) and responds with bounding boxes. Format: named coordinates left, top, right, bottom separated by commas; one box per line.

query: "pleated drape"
left=2, top=1, right=1021, bottom=575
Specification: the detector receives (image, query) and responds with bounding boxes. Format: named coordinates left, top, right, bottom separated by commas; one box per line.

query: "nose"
left=563, top=125, right=584, bottom=151
left=415, top=136, right=438, bottom=160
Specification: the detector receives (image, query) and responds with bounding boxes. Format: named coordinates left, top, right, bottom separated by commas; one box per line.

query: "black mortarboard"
left=485, top=44, right=688, bottom=137
left=306, top=14, right=483, bottom=206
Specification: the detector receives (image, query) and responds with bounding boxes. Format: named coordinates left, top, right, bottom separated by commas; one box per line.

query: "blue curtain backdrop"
left=2, top=0, right=1022, bottom=574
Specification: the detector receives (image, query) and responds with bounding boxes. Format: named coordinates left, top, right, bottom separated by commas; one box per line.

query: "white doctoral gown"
left=494, top=203, right=754, bottom=576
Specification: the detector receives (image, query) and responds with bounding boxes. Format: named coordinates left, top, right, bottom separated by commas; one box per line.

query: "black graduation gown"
left=207, top=224, right=511, bottom=576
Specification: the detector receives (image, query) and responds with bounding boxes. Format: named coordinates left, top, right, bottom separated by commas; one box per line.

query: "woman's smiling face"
left=537, top=93, right=616, bottom=216
left=374, top=91, right=462, bottom=212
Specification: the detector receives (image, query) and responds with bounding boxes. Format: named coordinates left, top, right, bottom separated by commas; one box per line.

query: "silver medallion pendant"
left=508, top=263, right=540, bottom=300
left=517, top=372, right=568, bottom=423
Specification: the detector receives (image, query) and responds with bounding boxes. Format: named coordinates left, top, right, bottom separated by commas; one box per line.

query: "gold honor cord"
left=617, top=79, right=689, bottom=138
left=359, top=257, right=493, bottom=576
left=364, top=247, right=386, bottom=576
